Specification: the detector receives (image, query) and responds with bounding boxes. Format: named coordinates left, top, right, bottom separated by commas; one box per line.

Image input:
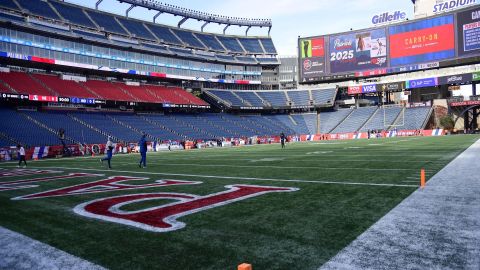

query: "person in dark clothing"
left=17, top=144, right=27, bottom=168
left=138, top=133, right=147, bottom=168
left=280, top=133, right=286, bottom=149
left=303, top=40, right=310, bottom=58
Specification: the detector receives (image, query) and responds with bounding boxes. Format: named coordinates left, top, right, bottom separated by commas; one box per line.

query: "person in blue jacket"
left=138, top=133, right=147, bottom=168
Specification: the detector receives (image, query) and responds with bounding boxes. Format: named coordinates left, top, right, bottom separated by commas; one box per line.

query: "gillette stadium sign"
left=433, top=0, right=477, bottom=13
left=372, top=11, right=407, bottom=25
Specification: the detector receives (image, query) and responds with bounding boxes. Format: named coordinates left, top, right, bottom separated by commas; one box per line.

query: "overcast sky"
left=66, top=0, right=414, bottom=55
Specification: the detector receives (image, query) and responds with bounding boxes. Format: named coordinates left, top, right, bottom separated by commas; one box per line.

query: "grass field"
left=0, top=135, right=479, bottom=270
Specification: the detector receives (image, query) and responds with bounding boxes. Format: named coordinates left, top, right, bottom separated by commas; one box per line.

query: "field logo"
left=0, top=173, right=102, bottom=192
left=74, top=185, right=299, bottom=233
left=14, top=176, right=201, bottom=200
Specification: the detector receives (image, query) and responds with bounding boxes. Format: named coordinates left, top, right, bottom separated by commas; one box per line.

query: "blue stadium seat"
left=332, top=107, right=378, bottom=133
left=86, top=10, right=128, bottom=35
left=16, top=0, right=60, bottom=20
left=195, top=33, right=225, bottom=51
left=116, top=17, right=155, bottom=40
left=398, top=107, right=432, bottom=130
left=146, top=24, right=183, bottom=45
left=49, top=1, right=96, bottom=28
left=0, top=0, right=20, bottom=11
left=311, top=89, right=336, bottom=106
left=259, top=38, right=277, bottom=54
left=216, top=54, right=236, bottom=62
left=238, top=38, right=264, bottom=54
left=235, top=56, right=257, bottom=64
left=235, top=91, right=264, bottom=107
left=208, top=90, right=245, bottom=107
left=173, top=29, right=205, bottom=49
left=216, top=36, right=244, bottom=53
left=287, top=91, right=310, bottom=106
left=256, top=57, right=280, bottom=64
left=257, top=91, right=288, bottom=107
left=319, top=109, right=353, bottom=133
left=0, top=11, right=24, bottom=22
left=361, top=107, right=403, bottom=131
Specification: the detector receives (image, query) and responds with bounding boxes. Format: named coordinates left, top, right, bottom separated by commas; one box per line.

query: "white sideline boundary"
left=0, top=166, right=418, bottom=188
left=319, top=138, right=480, bottom=270
left=0, top=226, right=105, bottom=270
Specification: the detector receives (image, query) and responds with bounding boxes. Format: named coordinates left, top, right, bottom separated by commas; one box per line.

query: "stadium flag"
left=32, top=146, right=49, bottom=159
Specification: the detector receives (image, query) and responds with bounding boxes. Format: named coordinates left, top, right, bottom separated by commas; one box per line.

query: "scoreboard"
left=299, top=5, right=480, bottom=83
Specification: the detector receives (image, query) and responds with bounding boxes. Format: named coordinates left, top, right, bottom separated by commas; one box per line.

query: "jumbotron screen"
left=299, top=5, right=480, bottom=83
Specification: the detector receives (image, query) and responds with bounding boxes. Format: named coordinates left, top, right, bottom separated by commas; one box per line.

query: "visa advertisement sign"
left=362, top=84, right=377, bottom=93
left=347, top=85, right=377, bottom=95
left=406, top=77, right=438, bottom=89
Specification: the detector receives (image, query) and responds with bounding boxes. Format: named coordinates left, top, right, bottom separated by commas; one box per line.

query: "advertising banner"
left=299, top=37, right=326, bottom=81
left=472, top=71, right=480, bottom=81
left=457, top=7, right=480, bottom=56
left=362, top=84, right=377, bottom=93
left=438, top=73, right=472, bottom=85
left=70, top=97, right=95, bottom=104
left=329, top=28, right=387, bottom=73
left=347, top=86, right=363, bottom=95
left=376, top=81, right=405, bottom=92
left=406, top=77, right=438, bottom=89
left=389, top=15, right=455, bottom=66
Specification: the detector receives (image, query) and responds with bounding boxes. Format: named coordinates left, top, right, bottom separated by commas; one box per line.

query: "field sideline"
left=0, top=135, right=478, bottom=270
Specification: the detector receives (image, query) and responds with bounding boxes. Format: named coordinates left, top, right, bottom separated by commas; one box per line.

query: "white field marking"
left=345, top=147, right=363, bottom=149
left=249, top=157, right=285, bottom=162
left=368, top=143, right=384, bottom=146
left=105, top=161, right=417, bottom=171
left=7, top=166, right=419, bottom=188
left=306, top=151, right=333, bottom=155
left=313, top=142, right=347, bottom=145
left=402, top=180, right=420, bottom=183
left=0, top=226, right=105, bottom=270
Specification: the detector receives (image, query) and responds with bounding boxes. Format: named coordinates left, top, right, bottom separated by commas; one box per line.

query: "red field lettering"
left=74, top=185, right=299, bottom=232
left=0, top=173, right=102, bottom=192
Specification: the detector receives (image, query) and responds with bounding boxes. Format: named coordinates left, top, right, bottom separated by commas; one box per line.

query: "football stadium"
left=0, top=0, right=479, bottom=269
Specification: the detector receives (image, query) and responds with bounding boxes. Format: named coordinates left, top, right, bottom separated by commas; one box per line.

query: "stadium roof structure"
left=105, top=0, right=273, bottom=35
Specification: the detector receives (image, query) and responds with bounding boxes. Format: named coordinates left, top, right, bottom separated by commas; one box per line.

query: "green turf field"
left=0, top=135, right=479, bottom=270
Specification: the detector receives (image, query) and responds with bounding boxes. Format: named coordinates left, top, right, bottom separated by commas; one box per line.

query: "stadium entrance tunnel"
left=453, top=105, right=480, bottom=132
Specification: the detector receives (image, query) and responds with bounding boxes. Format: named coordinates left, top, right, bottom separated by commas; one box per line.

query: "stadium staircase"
left=19, top=112, right=77, bottom=144
left=169, top=115, right=216, bottom=139
left=197, top=115, right=240, bottom=137
left=105, top=115, right=152, bottom=140
left=327, top=109, right=355, bottom=133
left=75, top=82, right=103, bottom=99
left=221, top=115, right=258, bottom=135
left=387, top=107, right=406, bottom=131
left=67, top=114, right=121, bottom=143
left=28, top=74, right=60, bottom=96
left=0, top=78, right=18, bottom=94
left=356, top=107, right=381, bottom=132
left=141, top=115, right=186, bottom=140
left=0, top=132, right=21, bottom=146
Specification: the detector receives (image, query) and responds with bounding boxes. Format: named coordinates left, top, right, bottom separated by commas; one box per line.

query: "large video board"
left=299, top=6, right=480, bottom=83
left=329, top=29, right=387, bottom=73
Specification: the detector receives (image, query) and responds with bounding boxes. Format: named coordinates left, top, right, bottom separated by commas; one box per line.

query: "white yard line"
left=0, top=165, right=418, bottom=188
left=0, top=226, right=105, bottom=270
left=319, top=138, right=480, bottom=270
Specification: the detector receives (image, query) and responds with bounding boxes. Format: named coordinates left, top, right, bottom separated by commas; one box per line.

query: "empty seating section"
left=216, top=36, right=244, bottom=53
left=0, top=72, right=52, bottom=96
left=260, top=38, right=277, bottom=54
left=72, top=112, right=140, bottom=142
left=0, top=11, right=23, bottom=22
left=173, top=30, right=205, bottom=48
left=361, top=107, right=402, bottom=131
left=80, top=80, right=132, bottom=101
left=257, top=91, right=288, bottom=107
left=0, top=108, right=58, bottom=146
left=290, top=115, right=312, bottom=134
left=25, top=111, right=105, bottom=143
left=270, top=115, right=306, bottom=134
left=114, top=114, right=181, bottom=140
left=86, top=11, right=127, bottom=35
left=49, top=1, right=95, bottom=28
left=399, top=107, right=431, bottom=130
left=145, top=115, right=201, bottom=139
left=113, top=83, right=157, bottom=103
left=117, top=17, right=155, bottom=40
left=194, top=33, right=224, bottom=51
left=256, top=57, right=279, bottom=64
left=216, top=54, right=236, bottom=62
left=235, top=91, right=264, bottom=107
left=146, top=24, right=182, bottom=45
left=208, top=90, right=245, bottom=107
left=31, top=74, right=97, bottom=98
left=312, top=89, right=336, bottom=105
left=288, top=91, right=310, bottom=106
left=0, top=0, right=19, bottom=10
left=238, top=38, right=264, bottom=54
left=319, top=109, right=353, bottom=133
left=16, top=0, right=60, bottom=20
left=236, top=56, right=257, bottom=64
left=302, top=114, right=317, bottom=134
left=0, top=137, right=13, bottom=147
left=172, top=88, right=208, bottom=105
left=332, top=107, right=378, bottom=133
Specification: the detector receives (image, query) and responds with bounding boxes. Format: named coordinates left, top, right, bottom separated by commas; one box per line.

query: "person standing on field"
left=138, top=133, right=147, bottom=168
left=17, top=144, right=27, bottom=168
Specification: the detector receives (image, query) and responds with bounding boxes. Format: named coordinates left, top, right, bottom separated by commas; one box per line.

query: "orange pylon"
left=420, top=169, right=425, bottom=188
